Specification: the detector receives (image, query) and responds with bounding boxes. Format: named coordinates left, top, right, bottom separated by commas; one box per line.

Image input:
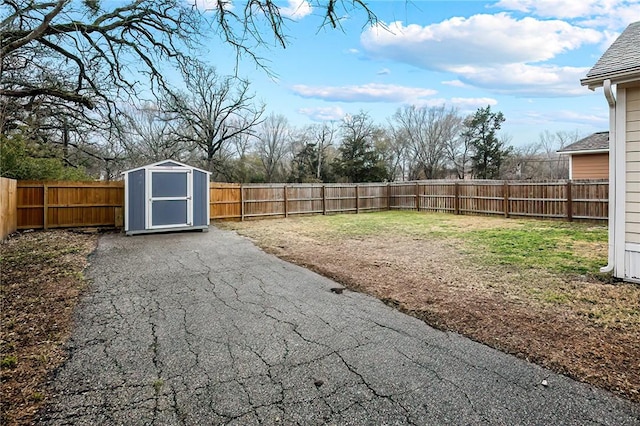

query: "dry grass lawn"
left=219, top=211, right=640, bottom=403
left=0, top=230, right=97, bottom=426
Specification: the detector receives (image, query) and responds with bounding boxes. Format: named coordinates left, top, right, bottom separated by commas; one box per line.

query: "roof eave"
left=557, top=148, right=609, bottom=155
left=581, top=69, right=640, bottom=90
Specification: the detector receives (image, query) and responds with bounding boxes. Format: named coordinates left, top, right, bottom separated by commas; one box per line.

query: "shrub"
left=0, top=135, right=91, bottom=181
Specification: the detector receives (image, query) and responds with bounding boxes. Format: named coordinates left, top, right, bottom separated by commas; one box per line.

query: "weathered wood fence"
left=17, top=181, right=124, bottom=230
left=1, top=177, right=18, bottom=241
left=12, top=180, right=608, bottom=230
left=210, top=180, right=608, bottom=222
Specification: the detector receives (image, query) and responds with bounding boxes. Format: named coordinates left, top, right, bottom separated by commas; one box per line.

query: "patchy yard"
left=219, top=211, right=640, bottom=403
left=0, top=231, right=97, bottom=426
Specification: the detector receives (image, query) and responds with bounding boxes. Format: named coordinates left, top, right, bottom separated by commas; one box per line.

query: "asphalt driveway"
left=39, top=227, right=639, bottom=425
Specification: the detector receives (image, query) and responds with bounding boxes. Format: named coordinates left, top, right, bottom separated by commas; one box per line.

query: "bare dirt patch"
left=0, top=230, right=97, bottom=426
left=220, top=214, right=640, bottom=403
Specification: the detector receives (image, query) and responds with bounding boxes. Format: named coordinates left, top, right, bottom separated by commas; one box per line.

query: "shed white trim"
left=122, top=159, right=210, bottom=175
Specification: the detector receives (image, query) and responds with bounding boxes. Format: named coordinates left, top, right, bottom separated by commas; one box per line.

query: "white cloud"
left=495, top=0, right=640, bottom=30
left=291, top=83, right=437, bottom=103
left=361, top=15, right=603, bottom=97
left=298, top=106, right=346, bottom=121
left=377, top=68, right=391, bottom=75
left=412, top=97, right=498, bottom=110
left=361, top=15, right=602, bottom=68
left=516, top=109, right=608, bottom=126
left=494, top=0, right=608, bottom=19
left=441, top=80, right=467, bottom=88
left=279, top=0, right=312, bottom=20
left=450, top=97, right=498, bottom=107
left=453, top=64, right=591, bottom=96
left=346, top=48, right=360, bottom=54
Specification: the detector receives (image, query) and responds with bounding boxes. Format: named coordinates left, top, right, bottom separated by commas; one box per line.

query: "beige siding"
left=627, top=223, right=640, bottom=240
left=627, top=87, right=640, bottom=244
left=628, top=174, right=640, bottom=186
left=629, top=86, right=640, bottom=101
left=571, top=153, right=608, bottom=179
left=628, top=192, right=640, bottom=203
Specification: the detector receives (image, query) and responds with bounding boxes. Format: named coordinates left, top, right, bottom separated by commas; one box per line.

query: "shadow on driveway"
left=39, top=227, right=640, bottom=425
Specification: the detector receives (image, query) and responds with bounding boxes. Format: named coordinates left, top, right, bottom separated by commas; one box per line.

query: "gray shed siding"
left=128, top=169, right=146, bottom=232
left=193, top=170, right=208, bottom=227
left=157, top=161, right=183, bottom=167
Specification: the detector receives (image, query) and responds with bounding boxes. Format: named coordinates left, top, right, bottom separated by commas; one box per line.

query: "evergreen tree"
left=465, top=106, right=512, bottom=179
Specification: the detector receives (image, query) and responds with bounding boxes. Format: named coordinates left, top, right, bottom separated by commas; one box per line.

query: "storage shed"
left=123, top=160, right=210, bottom=235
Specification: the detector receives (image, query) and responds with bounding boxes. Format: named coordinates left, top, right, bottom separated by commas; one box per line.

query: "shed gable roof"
left=122, top=160, right=211, bottom=175
left=557, top=132, right=609, bottom=153
left=581, top=21, right=640, bottom=89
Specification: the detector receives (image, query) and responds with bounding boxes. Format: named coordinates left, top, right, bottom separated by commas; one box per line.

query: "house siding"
left=571, top=153, right=609, bottom=179
left=626, top=86, right=640, bottom=244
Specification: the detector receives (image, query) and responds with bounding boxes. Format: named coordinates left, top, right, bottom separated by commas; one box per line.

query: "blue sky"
left=196, top=0, right=640, bottom=147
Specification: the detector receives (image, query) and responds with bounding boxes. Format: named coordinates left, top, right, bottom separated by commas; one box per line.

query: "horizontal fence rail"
left=14, top=179, right=608, bottom=230
left=210, top=180, right=608, bottom=223
left=17, top=181, right=125, bottom=230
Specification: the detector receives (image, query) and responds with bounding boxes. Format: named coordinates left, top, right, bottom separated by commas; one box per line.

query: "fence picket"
left=13, top=179, right=609, bottom=230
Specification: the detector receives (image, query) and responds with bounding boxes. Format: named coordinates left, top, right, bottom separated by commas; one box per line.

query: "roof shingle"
left=581, top=21, right=640, bottom=87
left=557, top=132, right=609, bottom=153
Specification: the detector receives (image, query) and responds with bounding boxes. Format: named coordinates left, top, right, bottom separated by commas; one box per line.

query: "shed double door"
left=146, top=169, right=193, bottom=229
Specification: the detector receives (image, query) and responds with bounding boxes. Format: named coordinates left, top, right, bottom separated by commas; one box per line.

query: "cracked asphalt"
left=39, top=227, right=640, bottom=425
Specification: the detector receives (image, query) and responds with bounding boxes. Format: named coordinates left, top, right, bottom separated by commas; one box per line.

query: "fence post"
left=454, top=182, right=460, bottom=215
left=322, top=185, right=327, bottom=215
left=43, top=183, right=49, bottom=230
left=415, top=182, right=420, bottom=211
left=355, top=184, right=359, bottom=214
left=503, top=182, right=510, bottom=218
left=283, top=185, right=288, bottom=218
left=387, top=183, right=391, bottom=211
left=240, top=184, right=244, bottom=221
left=566, top=181, right=573, bottom=222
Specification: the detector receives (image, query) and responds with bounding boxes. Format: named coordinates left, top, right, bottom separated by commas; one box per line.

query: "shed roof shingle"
left=581, top=21, right=640, bottom=88
left=557, top=132, right=609, bottom=153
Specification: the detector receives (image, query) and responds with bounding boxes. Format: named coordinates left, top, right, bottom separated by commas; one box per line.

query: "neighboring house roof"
left=557, top=132, right=609, bottom=154
left=581, top=21, right=640, bottom=89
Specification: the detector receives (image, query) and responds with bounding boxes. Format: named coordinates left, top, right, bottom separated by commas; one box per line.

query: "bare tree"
left=503, top=130, right=578, bottom=180
left=164, top=64, right=265, bottom=170
left=123, top=105, right=191, bottom=165
left=256, top=113, right=290, bottom=182
left=1, top=1, right=376, bottom=115
left=308, top=122, right=337, bottom=180
left=392, top=105, right=462, bottom=179
left=1, top=1, right=376, bottom=178
left=1, top=0, right=203, bottom=118
left=444, top=114, right=478, bottom=180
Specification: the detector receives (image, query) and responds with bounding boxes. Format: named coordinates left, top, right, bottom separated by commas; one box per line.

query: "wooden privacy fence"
left=1, top=177, right=18, bottom=241
left=13, top=179, right=608, bottom=230
left=211, top=180, right=608, bottom=222
left=17, top=181, right=124, bottom=230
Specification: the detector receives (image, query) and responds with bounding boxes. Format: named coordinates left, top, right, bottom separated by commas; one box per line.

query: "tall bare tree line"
left=1, top=2, right=577, bottom=182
